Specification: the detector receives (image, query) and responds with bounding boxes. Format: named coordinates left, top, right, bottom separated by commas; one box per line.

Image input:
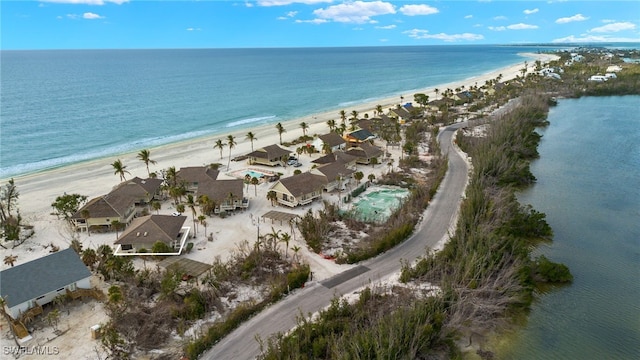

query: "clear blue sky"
left=2, top=0, right=639, bottom=50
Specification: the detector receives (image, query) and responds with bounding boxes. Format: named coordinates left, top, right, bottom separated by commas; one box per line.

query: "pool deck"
left=228, top=167, right=277, bottom=180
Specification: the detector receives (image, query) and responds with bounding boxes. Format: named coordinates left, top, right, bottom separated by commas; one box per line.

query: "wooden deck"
left=11, top=320, right=29, bottom=339
left=66, top=287, right=105, bottom=301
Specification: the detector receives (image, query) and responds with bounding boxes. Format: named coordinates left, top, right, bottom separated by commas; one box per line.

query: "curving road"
left=204, top=123, right=469, bottom=360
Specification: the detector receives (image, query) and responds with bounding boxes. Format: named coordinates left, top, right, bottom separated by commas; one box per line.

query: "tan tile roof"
left=177, top=166, right=219, bottom=184
left=346, top=142, right=383, bottom=159
left=318, top=132, right=346, bottom=148
left=276, top=172, right=325, bottom=197
left=196, top=179, right=244, bottom=203
left=312, top=150, right=359, bottom=165
left=115, top=215, right=187, bottom=245
left=246, top=144, right=290, bottom=160
left=73, top=193, right=134, bottom=219
left=313, top=162, right=355, bottom=182
left=110, top=177, right=163, bottom=198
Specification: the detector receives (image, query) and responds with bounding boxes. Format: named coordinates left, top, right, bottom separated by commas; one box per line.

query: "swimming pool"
left=229, top=168, right=276, bottom=180
left=346, top=186, right=410, bottom=223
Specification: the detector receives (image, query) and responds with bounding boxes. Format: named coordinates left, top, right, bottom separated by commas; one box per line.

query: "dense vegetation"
left=297, top=122, right=447, bottom=263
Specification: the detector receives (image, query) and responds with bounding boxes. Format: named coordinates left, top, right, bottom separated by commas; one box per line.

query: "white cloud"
left=493, top=15, right=507, bottom=21
left=552, top=34, right=640, bottom=43
left=464, top=15, right=473, bottom=19
left=313, top=1, right=395, bottom=24
left=404, top=29, right=484, bottom=42
left=523, top=8, right=539, bottom=15
left=257, top=0, right=332, bottom=6
left=295, top=18, right=329, bottom=24
left=489, top=23, right=538, bottom=31
left=555, top=14, right=588, bottom=24
left=186, top=27, right=202, bottom=32
left=287, top=11, right=298, bottom=17
left=82, top=12, right=103, bottom=19
left=589, top=22, right=636, bottom=33
left=375, top=24, right=396, bottom=29
left=40, top=0, right=128, bottom=4
left=398, top=4, right=439, bottom=16
left=508, top=23, right=538, bottom=30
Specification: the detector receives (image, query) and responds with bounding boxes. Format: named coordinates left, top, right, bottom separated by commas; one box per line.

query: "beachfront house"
left=312, top=151, right=359, bottom=168
left=269, top=172, right=325, bottom=207
left=344, top=128, right=377, bottom=146
left=72, top=193, right=136, bottom=232
left=0, top=248, right=92, bottom=320
left=177, top=166, right=220, bottom=192
left=110, top=176, right=164, bottom=214
left=196, top=178, right=249, bottom=214
left=114, top=214, right=190, bottom=255
left=311, top=132, right=347, bottom=154
left=247, top=144, right=291, bottom=167
left=388, top=105, right=413, bottom=124
left=310, top=162, right=355, bottom=192
left=346, top=142, right=384, bottom=165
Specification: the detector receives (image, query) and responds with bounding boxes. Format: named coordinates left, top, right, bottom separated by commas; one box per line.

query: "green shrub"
left=532, top=255, right=573, bottom=283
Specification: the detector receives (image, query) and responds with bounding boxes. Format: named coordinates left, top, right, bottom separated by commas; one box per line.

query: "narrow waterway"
left=501, top=96, right=640, bottom=359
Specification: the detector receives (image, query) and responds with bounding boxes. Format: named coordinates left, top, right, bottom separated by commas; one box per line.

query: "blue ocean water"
left=504, top=96, right=640, bottom=359
left=1, top=45, right=548, bottom=178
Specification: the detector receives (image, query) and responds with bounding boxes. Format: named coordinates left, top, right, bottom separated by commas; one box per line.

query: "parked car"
left=293, top=161, right=302, bottom=167
left=171, top=212, right=182, bottom=216
left=287, top=159, right=298, bottom=166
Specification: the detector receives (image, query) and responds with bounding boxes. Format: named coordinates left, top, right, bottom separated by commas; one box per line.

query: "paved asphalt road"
left=204, top=123, right=469, bottom=360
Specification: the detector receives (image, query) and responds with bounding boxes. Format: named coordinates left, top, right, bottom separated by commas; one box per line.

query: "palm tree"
left=245, top=132, right=257, bottom=151
left=326, top=119, right=336, bottom=132
left=137, top=149, right=156, bottom=177
left=434, top=88, right=440, bottom=100
left=251, top=177, right=259, bottom=196
left=354, top=171, right=364, bottom=185
left=339, top=110, right=347, bottom=126
left=291, top=245, right=301, bottom=264
left=165, top=166, right=178, bottom=188
left=350, top=110, right=359, bottom=123
left=186, top=194, right=198, bottom=236
left=267, top=190, right=278, bottom=206
left=279, top=232, right=292, bottom=258
left=111, top=220, right=122, bottom=239
left=3, top=254, right=17, bottom=267
left=375, top=104, right=383, bottom=117
left=322, top=142, right=332, bottom=155
left=198, top=215, right=207, bottom=237
left=300, top=122, right=309, bottom=138
left=275, top=122, right=286, bottom=145
left=227, top=134, right=237, bottom=169
left=152, top=201, right=161, bottom=214
left=81, top=248, right=98, bottom=270
left=265, top=227, right=281, bottom=252
left=111, top=159, right=130, bottom=182
left=214, top=139, right=226, bottom=160
left=368, top=173, right=376, bottom=183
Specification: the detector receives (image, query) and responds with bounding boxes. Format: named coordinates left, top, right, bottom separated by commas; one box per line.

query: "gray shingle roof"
left=0, top=248, right=91, bottom=308
left=115, top=215, right=187, bottom=245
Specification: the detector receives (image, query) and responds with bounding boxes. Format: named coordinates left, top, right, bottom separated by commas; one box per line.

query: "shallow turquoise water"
left=348, top=187, right=410, bottom=222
